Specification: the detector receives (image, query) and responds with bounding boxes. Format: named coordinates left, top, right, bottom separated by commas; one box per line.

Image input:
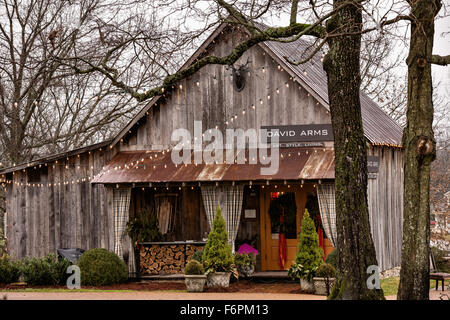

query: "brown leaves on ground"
left=0, top=280, right=303, bottom=293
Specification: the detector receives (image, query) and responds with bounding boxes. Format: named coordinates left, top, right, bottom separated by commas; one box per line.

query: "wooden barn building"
left=0, top=23, right=404, bottom=276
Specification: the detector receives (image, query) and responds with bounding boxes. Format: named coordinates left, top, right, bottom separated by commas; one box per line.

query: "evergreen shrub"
left=292, top=209, right=324, bottom=281
left=316, top=263, right=336, bottom=278
left=0, top=255, right=22, bottom=284
left=22, top=254, right=70, bottom=285
left=202, top=206, right=234, bottom=273
left=185, top=260, right=205, bottom=275
left=78, top=248, right=127, bottom=286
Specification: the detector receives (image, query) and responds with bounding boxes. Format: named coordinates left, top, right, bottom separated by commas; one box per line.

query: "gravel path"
left=2, top=288, right=447, bottom=300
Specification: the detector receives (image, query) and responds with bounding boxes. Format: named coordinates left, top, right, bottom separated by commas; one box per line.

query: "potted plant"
left=184, top=260, right=207, bottom=292
left=288, top=263, right=318, bottom=291
left=234, top=252, right=256, bottom=278
left=127, top=207, right=162, bottom=245
left=291, top=209, right=323, bottom=291
left=202, top=206, right=234, bottom=287
left=313, top=263, right=336, bottom=296
left=235, top=244, right=258, bottom=278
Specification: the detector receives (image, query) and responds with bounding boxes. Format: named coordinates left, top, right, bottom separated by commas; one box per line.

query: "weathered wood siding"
left=5, top=147, right=116, bottom=259
left=119, top=29, right=331, bottom=151
left=367, top=146, right=404, bottom=270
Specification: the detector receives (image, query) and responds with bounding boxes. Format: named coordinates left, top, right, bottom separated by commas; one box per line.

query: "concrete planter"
left=300, top=278, right=314, bottom=291
left=207, top=272, right=231, bottom=288
left=185, top=275, right=207, bottom=292
left=237, top=265, right=255, bottom=278
left=313, top=277, right=336, bottom=295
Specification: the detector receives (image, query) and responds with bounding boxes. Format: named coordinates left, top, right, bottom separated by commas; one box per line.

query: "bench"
left=430, top=250, right=450, bottom=291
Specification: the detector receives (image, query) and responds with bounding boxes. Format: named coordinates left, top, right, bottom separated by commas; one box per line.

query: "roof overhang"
left=91, top=147, right=334, bottom=184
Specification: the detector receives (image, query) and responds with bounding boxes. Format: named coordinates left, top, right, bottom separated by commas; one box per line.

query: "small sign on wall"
left=244, top=209, right=256, bottom=219
left=367, top=156, right=380, bottom=173
left=367, top=156, right=380, bottom=179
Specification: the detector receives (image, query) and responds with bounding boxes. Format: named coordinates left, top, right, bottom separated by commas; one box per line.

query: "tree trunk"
left=324, top=0, right=384, bottom=300
left=397, top=0, right=441, bottom=300
left=0, top=184, right=4, bottom=256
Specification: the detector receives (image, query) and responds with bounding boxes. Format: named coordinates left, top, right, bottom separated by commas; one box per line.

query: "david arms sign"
left=261, top=124, right=333, bottom=143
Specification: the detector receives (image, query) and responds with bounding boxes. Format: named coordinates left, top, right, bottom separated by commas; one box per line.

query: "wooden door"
left=260, top=185, right=308, bottom=271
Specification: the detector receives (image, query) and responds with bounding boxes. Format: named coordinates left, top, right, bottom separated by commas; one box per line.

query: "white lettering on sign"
left=267, top=130, right=296, bottom=138
left=262, top=124, right=333, bottom=143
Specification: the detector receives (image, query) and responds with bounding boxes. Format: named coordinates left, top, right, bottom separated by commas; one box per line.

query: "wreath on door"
left=268, top=193, right=297, bottom=234
left=268, top=193, right=297, bottom=269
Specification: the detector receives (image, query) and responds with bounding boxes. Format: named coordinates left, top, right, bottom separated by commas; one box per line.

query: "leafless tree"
left=0, top=0, right=210, bottom=254
left=0, top=0, right=215, bottom=166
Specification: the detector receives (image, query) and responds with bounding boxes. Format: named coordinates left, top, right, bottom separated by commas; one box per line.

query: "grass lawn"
left=381, top=277, right=450, bottom=296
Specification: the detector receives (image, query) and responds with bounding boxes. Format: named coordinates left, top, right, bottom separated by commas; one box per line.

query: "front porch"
left=91, top=147, right=337, bottom=277
left=125, top=180, right=335, bottom=278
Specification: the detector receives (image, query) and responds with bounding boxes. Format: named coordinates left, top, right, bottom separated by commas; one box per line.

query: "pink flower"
left=237, top=243, right=258, bottom=256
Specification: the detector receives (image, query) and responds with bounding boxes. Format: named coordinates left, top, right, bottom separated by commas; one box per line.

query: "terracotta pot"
left=184, top=274, right=207, bottom=292
left=207, top=272, right=231, bottom=287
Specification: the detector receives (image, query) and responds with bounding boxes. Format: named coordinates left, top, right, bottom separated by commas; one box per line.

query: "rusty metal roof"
left=91, top=148, right=334, bottom=184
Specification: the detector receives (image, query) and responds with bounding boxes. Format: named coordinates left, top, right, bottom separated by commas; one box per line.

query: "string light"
left=3, top=53, right=320, bottom=187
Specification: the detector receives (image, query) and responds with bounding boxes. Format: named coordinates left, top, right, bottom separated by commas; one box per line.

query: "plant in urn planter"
left=234, top=251, right=256, bottom=278
left=202, top=206, right=234, bottom=288
left=184, top=260, right=206, bottom=292
left=291, top=209, right=323, bottom=292
left=313, top=263, right=336, bottom=296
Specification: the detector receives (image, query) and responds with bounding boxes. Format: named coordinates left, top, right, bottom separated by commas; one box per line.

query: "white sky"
left=433, top=8, right=450, bottom=100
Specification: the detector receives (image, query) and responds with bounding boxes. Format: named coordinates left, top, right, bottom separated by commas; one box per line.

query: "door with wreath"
left=260, top=185, right=308, bottom=271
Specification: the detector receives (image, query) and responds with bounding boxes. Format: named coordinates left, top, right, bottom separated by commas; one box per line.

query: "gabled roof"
left=112, top=23, right=403, bottom=148
left=262, top=38, right=403, bottom=147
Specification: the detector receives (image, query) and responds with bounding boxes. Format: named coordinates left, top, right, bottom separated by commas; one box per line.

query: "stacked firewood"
left=139, top=244, right=203, bottom=275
